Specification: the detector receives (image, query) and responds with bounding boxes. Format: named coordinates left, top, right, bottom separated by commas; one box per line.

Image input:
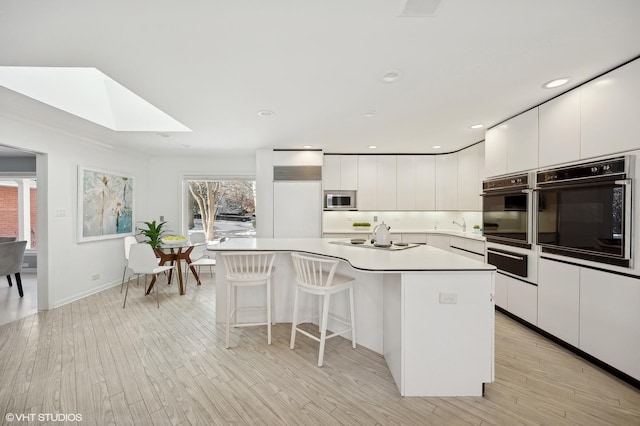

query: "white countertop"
left=211, top=238, right=495, bottom=272
left=322, top=229, right=486, bottom=241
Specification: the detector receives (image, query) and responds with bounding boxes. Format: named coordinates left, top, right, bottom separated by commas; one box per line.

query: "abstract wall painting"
left=78, top=166, right=134, bottom=242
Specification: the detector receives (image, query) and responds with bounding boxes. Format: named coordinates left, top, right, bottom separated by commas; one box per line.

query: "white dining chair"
left=120, top=236, right=139, bottom=293
left=184, top=233, right=216, bottom=286
left=123, top=243, right=175, bottom=308
left=290, top=252, right=356, bottom=367
left=220, top=251, right=276, bottom=348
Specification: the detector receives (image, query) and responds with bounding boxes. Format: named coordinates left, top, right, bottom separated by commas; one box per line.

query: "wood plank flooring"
left=1, top=273, right=639, bottom=425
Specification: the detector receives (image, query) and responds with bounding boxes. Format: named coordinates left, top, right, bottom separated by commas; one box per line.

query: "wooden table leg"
left=176, top=248, right=185, bottom=295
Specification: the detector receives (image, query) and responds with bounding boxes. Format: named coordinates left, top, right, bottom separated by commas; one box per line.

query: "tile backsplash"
left=323, top=210, right=483, bottom=232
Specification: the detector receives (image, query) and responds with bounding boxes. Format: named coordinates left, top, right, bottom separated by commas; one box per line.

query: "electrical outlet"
left=373, top=215, right=378, bottom=222
left=92, top=273, right=100, bottom=281
left=160, top=215, right=165, bottom=222
left=439, top=292, right=458, bottom=304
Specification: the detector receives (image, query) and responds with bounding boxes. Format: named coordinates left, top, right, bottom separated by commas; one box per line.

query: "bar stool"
left=220, top=251, right=277, bottom=348
left=290, top=252, right=356, bottom=366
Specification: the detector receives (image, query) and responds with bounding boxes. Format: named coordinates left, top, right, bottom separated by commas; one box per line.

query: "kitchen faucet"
left=453, top=218, right=466, bottom=232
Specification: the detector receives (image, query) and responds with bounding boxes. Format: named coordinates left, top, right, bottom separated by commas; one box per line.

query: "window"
left=0, top=179, right=37, bottom=248
left=185, top=179, right=256, bottom=241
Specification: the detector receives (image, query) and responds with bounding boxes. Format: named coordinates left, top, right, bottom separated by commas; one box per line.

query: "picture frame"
left=77, top=165, right=135, bottom=242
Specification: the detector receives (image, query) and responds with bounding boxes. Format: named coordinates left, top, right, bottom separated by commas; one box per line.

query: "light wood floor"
left=1, top=273, right=639, bottom=425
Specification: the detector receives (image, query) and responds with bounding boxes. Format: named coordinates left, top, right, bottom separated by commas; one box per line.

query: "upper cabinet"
left=506, top=108, right=538, bottom=173
left=581, top=58, right=640, bottom=159
left=457, top=142, right=484, bottom=211
left=356, top=155, right=397, bottom=210
left=484, top=108, right=538, bottom=178
left=416, top=156, right=436, bottom=210
left=396, top=155, right=437, bottom=211
left=435, top=153, right=458, bottom=210
left=323, top=155, right=358, bottom=190
left=484, top=124, right=508, bottom=177
left=325, top=147, right=482, bottom=211
left=538, top=89, right=581, bottom=168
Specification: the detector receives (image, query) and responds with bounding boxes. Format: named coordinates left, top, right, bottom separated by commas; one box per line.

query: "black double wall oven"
left=482, top=173, right=533, bottom=279
left=536, top=156, right=633, bottom=268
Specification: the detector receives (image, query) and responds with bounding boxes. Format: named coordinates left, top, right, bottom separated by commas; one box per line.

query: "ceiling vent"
left=399, top=0, right=442, bottom=17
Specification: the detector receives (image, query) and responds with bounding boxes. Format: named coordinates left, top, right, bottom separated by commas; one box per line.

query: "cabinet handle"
left=487, top=249, right=524, bottom=261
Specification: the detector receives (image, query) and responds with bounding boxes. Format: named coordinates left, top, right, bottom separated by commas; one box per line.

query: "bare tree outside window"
left=187, top=180, right=256, bottom=241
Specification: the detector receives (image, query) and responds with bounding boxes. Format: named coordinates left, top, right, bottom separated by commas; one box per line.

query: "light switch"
left=55, top=208, right=66, bottom=217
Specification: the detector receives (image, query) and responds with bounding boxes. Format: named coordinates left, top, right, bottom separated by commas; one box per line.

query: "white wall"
left=0, top=115, right=150, bottom=308
left=147, top=154, right=255, bottom=235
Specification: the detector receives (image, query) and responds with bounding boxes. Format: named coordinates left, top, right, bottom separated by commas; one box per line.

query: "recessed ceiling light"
left=364, top=110, right=376, bottom=118
left=157, top=132, right=170, bottom=138
left=257, top=110, right=275, bottom=117
left=469, top=124, right=484, bottom=129
left=381, top=69, right=402, bottom=83
left=542, top=78, right=571, bottom=89
left=432, top=145, right=441, bottom=149
left=181, top=144, right=191, bottom=149
left=369, top=145, right=377, bottom=149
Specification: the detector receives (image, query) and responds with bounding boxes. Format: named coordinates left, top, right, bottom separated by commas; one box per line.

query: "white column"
left=17, top=179, right=32, bottom=249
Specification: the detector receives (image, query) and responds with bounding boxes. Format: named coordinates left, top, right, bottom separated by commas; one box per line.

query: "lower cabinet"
left=580, top=268, right=640, bottom=380
left=495, top=272, right=537, bottom=325
left=537, top=258, right=580, bottom=347
left=426, top=234, right=450, bottom=251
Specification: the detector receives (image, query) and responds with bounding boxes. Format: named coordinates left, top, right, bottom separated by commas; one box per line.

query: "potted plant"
left=138, top=220, right=167, bottom=248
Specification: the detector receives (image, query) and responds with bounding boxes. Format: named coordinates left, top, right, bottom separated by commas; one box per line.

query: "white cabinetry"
left=377, top=155, right=397, bottom=210
left=416, top=155, right=436, bottom=210
left=484, top=124, right=508, bottom=178
left=323, top=155, right=358, bottom=190
left=457, top=142, right=483, bottom=211
left=357, top=155, right=378, bottom=210
left=426, top=234, right=450, bottom=251
left=435, top=153, right=458, bottom=210
left=484, top=108, right=538, bottom=178
left=580, top=268, right=640, bottom=380
left=357, top=155, right=396, bottom=210
left=581, top=58, right=640, bottom=158
left=538, top=90, right=581, bottom=167
left=507, top=277, right=537, bottom=326
left=322, top=155, right=341, bottom=189
left=494, top=273, right=508, bottom=309
left=537, top=258, right=580, bottom=346
left=506, top=108, right=538, bottom=174
left=396, top=156, right=417, bottom=210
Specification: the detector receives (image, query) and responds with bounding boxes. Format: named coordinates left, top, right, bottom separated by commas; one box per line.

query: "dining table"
left=145, top=241, right=207, bottom=296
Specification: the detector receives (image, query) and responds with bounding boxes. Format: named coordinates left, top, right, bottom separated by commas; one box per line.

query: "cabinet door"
left=581, top=58, right=640, bottom=158
left=539, top=90, right=581, bottom=167
left=580, top=268, right=640, bottom=380
left=340, top=155, right=358, bottom=190
left=457, top=143, right=482, bottom=211
left=537, top=258, right=580, bottom=346
left=484, top=125, right=508, bottom=178
left=357, top=155, right=378, bottom=210
left=426, top=234, right=450, bottom=251
left=323, top=155, right=341, bottom=189
left=396, top=156, right=416, bottom=210
left=507, top=277, right=537, bottom=325
left=506, top=108, right=538, bottom=173
left=494, top=273, right=508, bottom=309
left=377, top=155, right=397, bottom=210
left=435, top=153, right=458, bottom=210
left=415, top=156, right=436, bottom=210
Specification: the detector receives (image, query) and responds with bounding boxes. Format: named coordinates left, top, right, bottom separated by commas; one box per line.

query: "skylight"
left=0, top=66, right=191, bottom=132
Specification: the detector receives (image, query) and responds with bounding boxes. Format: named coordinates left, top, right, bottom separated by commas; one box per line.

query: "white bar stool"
left=290, top=252, right=356, bottom=366
left=220, top=251, right=277, bottom=348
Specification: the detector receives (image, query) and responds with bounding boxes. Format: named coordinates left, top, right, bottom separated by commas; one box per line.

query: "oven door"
left=482, top=189, right=532, bottom=249
left=537, top=178, right=632, bottom=267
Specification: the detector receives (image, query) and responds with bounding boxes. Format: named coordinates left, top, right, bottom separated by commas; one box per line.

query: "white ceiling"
left=1, top=0, right=639, bottom=157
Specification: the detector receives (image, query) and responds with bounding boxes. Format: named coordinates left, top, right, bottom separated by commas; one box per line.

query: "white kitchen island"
left=210, top=238, right=496, bottom=397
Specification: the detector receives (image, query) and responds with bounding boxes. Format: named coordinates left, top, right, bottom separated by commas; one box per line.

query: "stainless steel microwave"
left=324, top=190, right=357, bottom=210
